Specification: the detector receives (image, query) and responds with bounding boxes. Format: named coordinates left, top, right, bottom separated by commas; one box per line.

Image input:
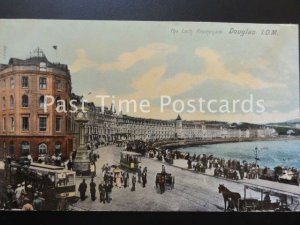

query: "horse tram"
left=5, top=162, right=76, bottom=210
left=155, top=172, right=175, bottom=194
left=218, top=183, right=299, bottom=212
left=119, top=151, right=142, bottom=171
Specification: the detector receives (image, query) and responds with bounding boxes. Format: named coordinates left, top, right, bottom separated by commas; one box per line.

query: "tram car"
left=6, top=162, right=76, bottom=210
left=120, top=151, right=142, bottom=171
left=155, top=172, right=175, bottom=193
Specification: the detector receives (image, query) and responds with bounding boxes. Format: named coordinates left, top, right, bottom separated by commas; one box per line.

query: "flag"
left=53, top=46, right=57, bottom=50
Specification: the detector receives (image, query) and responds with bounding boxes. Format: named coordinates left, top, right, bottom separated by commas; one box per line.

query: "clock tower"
left=72, top=105, right=90, bottom=176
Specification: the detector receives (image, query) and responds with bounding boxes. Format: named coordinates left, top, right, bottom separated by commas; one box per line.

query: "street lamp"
left=72, top=105, right=90, bottom=176
left=254, top=146, right=260, bottom=179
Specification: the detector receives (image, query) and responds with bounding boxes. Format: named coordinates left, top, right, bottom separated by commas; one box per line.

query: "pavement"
left=69, top=145, right=300, bottom=211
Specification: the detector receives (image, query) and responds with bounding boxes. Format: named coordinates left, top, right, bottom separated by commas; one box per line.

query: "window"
left=10, top=117, right=14, bottom=131
left=9, top=141, right=14, bottom=156
left=39, top=62, right=47, bottom=71
left=55, top=142, right=61, bottom=156
left=22, top=117, right=29, bottom=131
left=21, top=141, right=30, bottom=156
left=21, top=76, right=29, bottom=88
left=2, top=96, right=5, bottom=109
left=39, top=96, right=45, bottom=108
left=38, top=143, right=47, bottom=154
left=2, top=117, right=6, bottom=131
left=10, top=77, right=14, bottom=89
left=39, top=117, right=47, bottom=131
left=56, top=117, right=61, bottom=132
left=39, top=77, right=47, bottom=89
left=55, top=80, right=62, bottom=90
left=22, top=95, right=29, bottom=107
left=10, top=95, right=14, bottom=108
left=55, top=96, right=62, bottom=107
left=1, top=79, right=5, bottom=88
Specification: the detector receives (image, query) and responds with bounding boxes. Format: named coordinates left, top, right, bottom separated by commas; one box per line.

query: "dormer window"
left=39, top=62, right=47, bottom=71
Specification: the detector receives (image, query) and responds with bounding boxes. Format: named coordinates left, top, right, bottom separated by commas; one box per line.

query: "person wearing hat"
left=33, top=192, right=42, bottom=211
left=15, top=184, right=23, bottom=200
left=131, top=173, right=137, bottom=192
left=78, top=179, right=87, bottom=201
left=6, top=185, right=14, bottom=210
left=21, top=182, right=26, bottom=192
left=137, top=166, right=142, bottom=183
left=90, top=178, right=96, bottom=201
left=122, top=170, right=129, bottom=188
left=104, top=180, right=112, bottom=203
left=98, top=181, right=106, bottom=204
left=26, top=184, right=33, bottom=202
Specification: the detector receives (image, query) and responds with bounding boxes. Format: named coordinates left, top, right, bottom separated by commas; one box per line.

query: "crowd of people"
left=0, top=182, right=45, bottom=211
left=77, top=164, right=148, bottom=204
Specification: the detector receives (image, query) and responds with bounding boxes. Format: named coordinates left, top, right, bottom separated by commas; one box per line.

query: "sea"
left=177, top=139, right=300, bottom=170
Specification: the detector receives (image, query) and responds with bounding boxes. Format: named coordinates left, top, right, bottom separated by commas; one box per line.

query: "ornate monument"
left=72, top=105, right=90, bottom=176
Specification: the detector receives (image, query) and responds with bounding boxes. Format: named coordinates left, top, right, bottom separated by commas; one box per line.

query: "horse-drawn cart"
left=155, top=172, right=175, bottom=194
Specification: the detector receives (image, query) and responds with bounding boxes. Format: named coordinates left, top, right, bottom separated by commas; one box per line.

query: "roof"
left=0, top=54, right=70, bottom=76
left=121, top=151, right=142, bottom=156
left=176, top=114, right=182, bottom=120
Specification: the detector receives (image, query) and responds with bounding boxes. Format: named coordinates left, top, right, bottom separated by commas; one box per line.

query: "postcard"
left=0, top=20, right=299, bottom=212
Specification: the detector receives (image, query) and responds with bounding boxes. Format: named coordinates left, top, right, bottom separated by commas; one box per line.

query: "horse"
left=218, top=184, right=241, bottom=212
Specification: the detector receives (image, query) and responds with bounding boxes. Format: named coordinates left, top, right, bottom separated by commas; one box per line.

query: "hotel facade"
left=0, top=51, right=74, bottom=160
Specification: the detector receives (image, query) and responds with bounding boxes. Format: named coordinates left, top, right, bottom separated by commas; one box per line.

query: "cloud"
left=69, top=43, right=177, bottom=73
left=69, top=48, right=98, bottom=73
left=98, top=43, right=176, bottom=72
left=195, top=48, right=286, bottom=89
left=123, top=64, right=205, bottom=100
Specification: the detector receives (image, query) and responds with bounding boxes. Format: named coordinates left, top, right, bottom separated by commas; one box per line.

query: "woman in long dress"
left=115, top=172, right=122, bottom=188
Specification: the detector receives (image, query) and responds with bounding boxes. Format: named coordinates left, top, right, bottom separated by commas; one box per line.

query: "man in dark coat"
left=131, top=173, right=137, bottom=191
left=98, top=182, right=106, bottom=204
left=122, top=170, right=129, bottom=188
left=78, top=179, right=87, bottom=201
left=142, top=171, right=147, bottom=188
left=90, top=178, right=96, bottom=201
left=104, top=181, right=112, bottom=203
left=137, top=166, right=142, bottom=183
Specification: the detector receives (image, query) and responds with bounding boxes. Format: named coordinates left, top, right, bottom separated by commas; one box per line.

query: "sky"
left=0, top=19, right=299, bottom=123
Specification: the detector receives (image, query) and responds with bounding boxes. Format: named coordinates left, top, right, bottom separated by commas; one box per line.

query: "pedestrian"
left=131, top=173, right=137, bottom=191
left=161, top=165, right=166, bottom=174
left=90, top=163, right=96, bottom=178
left=137, top=166, right=142, bottom=183
left=6, top=185, right=14, bottom=210
left=32, top=193, right=42, bottom=211
left=104, top=181, right=112, bottom=203
left=98, top=181, right=106, bottom=204
left=142, top=171, right=147, bottom=188
left=109, top=172, right=114, bottom=187
left=115, top=172, right=122, bottom=188
left=15, top=184, right=23, bottom=200
left=122, top=170, right=129, bottom=188
left=78, top=179, right=87, bottom=201
left=90, top=178, right=96, bottom=201
left=67, top=160, right=72, bottom=170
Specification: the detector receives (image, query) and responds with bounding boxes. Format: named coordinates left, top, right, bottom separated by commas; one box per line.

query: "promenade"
left=70, top=145, right=300, bottom=211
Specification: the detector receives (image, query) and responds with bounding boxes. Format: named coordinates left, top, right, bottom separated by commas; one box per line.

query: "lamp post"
left=72, top=106, right=90, bottom=176
left=254, top=146, right=260, bottom=179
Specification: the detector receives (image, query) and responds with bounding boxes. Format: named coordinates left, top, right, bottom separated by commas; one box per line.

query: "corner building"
left=0, top=51, right=73, bottom=160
